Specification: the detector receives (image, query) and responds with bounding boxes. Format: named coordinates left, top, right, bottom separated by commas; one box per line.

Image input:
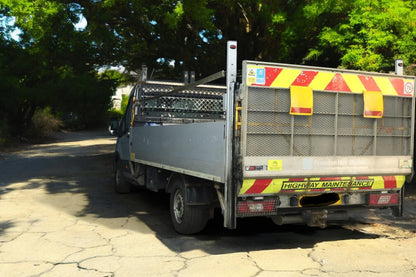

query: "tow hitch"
left=272, top=209, right=348, bottom=228
left=307, top=210, right=328, bottom=228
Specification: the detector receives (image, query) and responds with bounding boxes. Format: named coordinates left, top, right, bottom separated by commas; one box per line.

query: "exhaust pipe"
left=272, top=210, right=349, bottom=227
left=272, top=215, right=305, bottom=225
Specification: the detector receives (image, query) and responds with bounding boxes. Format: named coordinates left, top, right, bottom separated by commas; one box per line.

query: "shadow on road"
left=0, top=221, right=14, bottom=237
left=2, top=131, right=414, bottom=255
left=121, top=188, right=379, bottom=253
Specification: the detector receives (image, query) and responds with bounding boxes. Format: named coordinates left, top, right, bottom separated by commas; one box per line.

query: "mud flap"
left=392, top=186, right=405, bottom=217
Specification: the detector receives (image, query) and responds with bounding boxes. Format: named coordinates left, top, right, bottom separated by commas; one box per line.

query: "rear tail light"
left=369, top=193, right=399, bottom=206
left=237, top=200, right=275, bottom=214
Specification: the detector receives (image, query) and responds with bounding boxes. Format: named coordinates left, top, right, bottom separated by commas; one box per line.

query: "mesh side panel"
left=336, top=136, right=373, bottom=155
left=246, top=134, right=290, bottom=156
left=293, top=135, right=334, bottom=156
left=338, top=94, right=363, bottom=115
left=377, top=137, right=408, bottom=155
left=314, top=91, right=336, bottom=114
left=247, top=87, right=290, bottom=112
left=376, top=117, right=411, bottom=137
left=384, top=97, right=411, bottom=117
left=247, top=112, right=291, bottom=134
left=135, top=83, right=225, bottom=121
left=293, top=114, right=335, bottom=136
left=337, top=115, right=374, bottom=136
left=246, top=88, right=291, bottom=156
left=244, top=86, right=412, bottom=157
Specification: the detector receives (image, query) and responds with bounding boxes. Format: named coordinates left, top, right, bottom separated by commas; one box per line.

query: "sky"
left=0, top=16, right=21, bottom=41
left=1, top=13, right=87, bottom=41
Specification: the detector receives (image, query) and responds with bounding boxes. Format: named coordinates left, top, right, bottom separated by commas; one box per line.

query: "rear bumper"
left=236, top=182, right=403, bottom=219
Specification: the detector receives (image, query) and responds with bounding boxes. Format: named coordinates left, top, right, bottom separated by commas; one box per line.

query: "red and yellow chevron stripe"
left=239, top=175, right=406, bottom=195
left=246, top=65, right=414, bottom=97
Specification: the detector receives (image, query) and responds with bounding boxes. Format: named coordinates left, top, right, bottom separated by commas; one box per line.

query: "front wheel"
left=170, top=179, right=209, bottom=235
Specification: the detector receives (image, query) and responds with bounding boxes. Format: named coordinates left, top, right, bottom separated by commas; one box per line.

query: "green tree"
left=2, top=0, right=416, bottom=141
left=306, top=0, right=416, bottom=72
left=0, top=0, right=117, bottom=137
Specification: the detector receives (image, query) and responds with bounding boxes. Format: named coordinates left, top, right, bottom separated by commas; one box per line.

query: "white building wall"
left=111, top=85, right=134, bottom=110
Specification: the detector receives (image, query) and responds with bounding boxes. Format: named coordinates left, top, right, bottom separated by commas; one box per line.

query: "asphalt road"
left=0, top=130, right=416, bottom=276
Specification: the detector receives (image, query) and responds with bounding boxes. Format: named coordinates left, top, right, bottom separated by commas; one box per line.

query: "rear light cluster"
left=237, top=200, right=276, bottom=215
left=369, top=193, right=399, bottom=206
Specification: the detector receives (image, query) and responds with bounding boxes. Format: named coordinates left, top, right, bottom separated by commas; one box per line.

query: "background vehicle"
left=109, top=118, right=119, bottom=135
left=114, top=41, right=415, bottom=234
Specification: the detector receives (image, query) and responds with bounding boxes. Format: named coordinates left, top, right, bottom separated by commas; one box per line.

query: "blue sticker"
left=256, top=68, right=265, bottom=85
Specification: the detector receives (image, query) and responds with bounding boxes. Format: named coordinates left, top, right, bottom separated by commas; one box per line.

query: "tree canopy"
left=1, top=0, right=416, bottom=139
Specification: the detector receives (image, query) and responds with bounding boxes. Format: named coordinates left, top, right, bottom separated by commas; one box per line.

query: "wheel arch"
left=166, top=173, right=217, bottom=205
left=166, top=173, right=185, bottom=194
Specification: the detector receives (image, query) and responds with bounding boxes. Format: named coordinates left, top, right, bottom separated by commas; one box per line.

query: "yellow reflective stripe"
left=342, top=74, right=366, bottom=93
left=373, top=76, right=397, bottom=96
left=261, top=179, right=286, bottom=194
left=239, top=179, right=256, bottom=194
left=395, top=175, right=406, bottom=188
left=271, top=69, right=301, bottom=88
left=308, top=72, right=335, bottom=91
left=371, top=176, right=386, bottom=189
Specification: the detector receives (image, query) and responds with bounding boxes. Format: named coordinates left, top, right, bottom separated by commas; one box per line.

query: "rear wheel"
left=114, top=160, right=131, bottom=193
left=170, top=179, right=209, bottom=234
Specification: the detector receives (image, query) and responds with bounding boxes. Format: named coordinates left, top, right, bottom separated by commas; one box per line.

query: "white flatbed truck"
left=113, top=41, right=415, bottom=234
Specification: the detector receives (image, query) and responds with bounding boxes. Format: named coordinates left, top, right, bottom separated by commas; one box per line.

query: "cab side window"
left=118, top=94, right=134, bottom=136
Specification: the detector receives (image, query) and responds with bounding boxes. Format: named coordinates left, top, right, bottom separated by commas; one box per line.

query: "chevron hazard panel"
left=239, top=176, right=406, bottom=195
left=246, top=65, right=414, bottom=97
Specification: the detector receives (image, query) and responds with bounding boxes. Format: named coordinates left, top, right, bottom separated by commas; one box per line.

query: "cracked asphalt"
left=1, top=130, right=416, bottom=276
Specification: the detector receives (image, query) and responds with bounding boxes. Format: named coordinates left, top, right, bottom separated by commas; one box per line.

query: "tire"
left=114, top=160, right=131, bottom=194
left=170, top=179, right=209, bottom=235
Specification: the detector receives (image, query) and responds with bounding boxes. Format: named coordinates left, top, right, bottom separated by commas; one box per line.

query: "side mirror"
left=109, top=119, right=119, bottom=136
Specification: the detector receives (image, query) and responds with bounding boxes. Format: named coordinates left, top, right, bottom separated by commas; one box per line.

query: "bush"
left=107, top=109, right=124, bottom=121
left=405, top=64, right=416, bottom=76
left=120, top=94, right=129, bottom=115
left=27, top=107, right=63, bottom=138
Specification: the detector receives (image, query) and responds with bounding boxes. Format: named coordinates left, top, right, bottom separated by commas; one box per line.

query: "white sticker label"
left=246, top=66, right=266, bottom=85
left=404, top=82, right=414, bottom=95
